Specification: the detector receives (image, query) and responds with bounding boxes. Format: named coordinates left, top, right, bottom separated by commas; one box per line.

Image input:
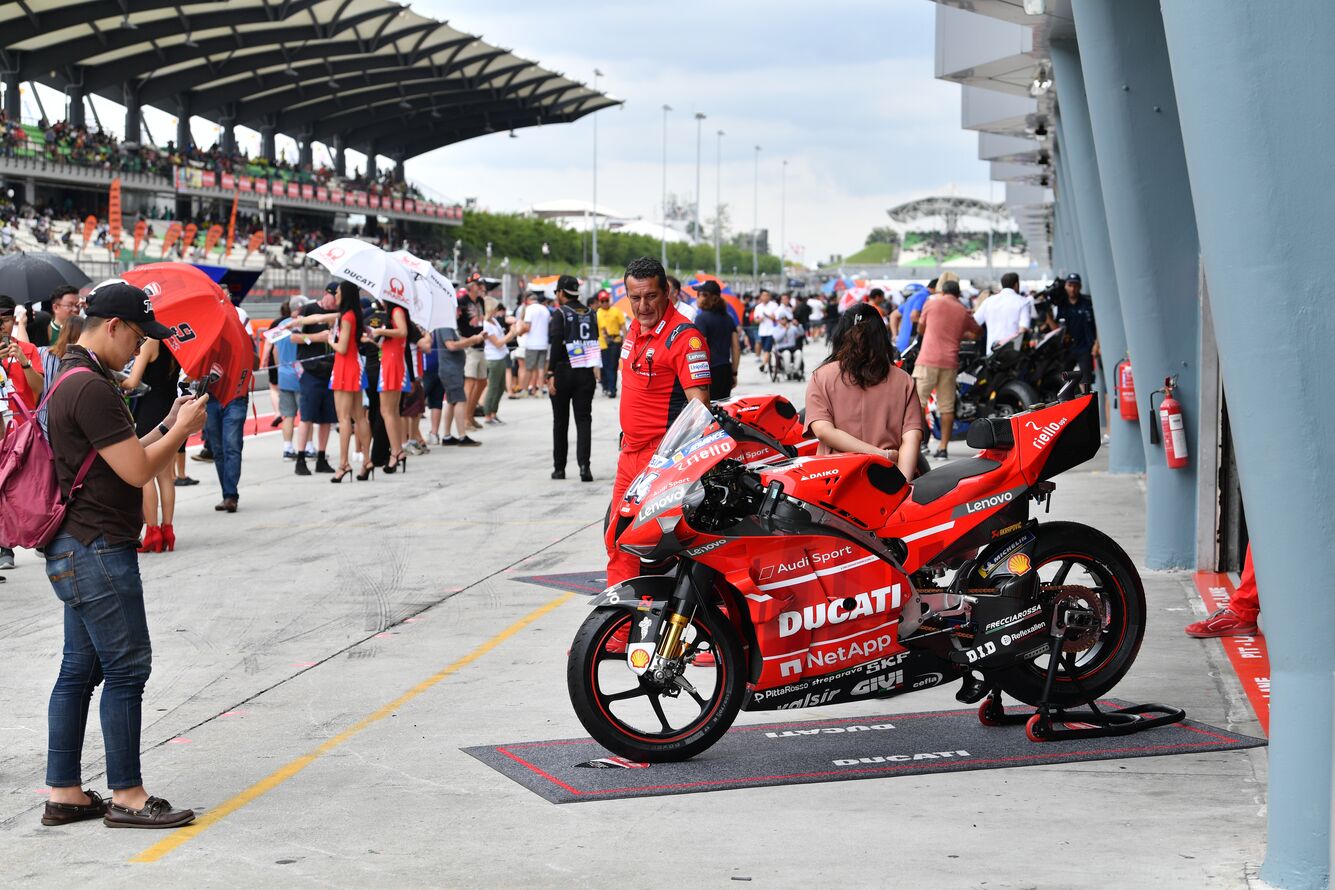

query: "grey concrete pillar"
left=1052, top=140, right=1087, bottom=277
left=298, top=133, right=313, bottom=168
left=332, top=135, right=346, bottom=177
left=365, top=143, right=378, bottom=180
left=1072, top=0, right=1200, bottom=569
left=394, top=157, right=405, bottom=183
left=221, top=120, right=236, bottom=155
left=67, top=79, right=85, bottom=128
left=175, top=95, right=191, bottom=151
left=1160, top=2, right=1335, bottom=885
left=1050, top=40, right=1143, bottom=474
left=122, top=82, right=141, bottom=143
left=260, top=125, right=277, bottom=161
left=2, top=68, right=20, bottom=119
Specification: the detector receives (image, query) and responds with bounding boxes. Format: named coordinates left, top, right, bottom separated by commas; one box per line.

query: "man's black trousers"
left=552, top=367, right=597, bottom=471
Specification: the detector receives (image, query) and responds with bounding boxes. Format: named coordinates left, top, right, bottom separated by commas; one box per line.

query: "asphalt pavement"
left=0, top=343, right=1265, bottom=888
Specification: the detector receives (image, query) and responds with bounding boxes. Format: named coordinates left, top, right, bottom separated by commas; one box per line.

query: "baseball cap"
left=84, top=279, right=172, bottom=339
left=0, top=293, right=15, bottom=314
left=325, top=281, right=340, bottom=294
left=556, top=274, right=581, bottom=296
left=1065, top=273, right=1082, bottom=284
left=596, top=289, right=611, bottom=300
left=696, top=280, right=721, bottom=297
left=467, top=272, right=483, bottom=284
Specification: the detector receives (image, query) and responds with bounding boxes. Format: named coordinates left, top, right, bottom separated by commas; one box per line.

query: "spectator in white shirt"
left=972, top=272, right=1033, bottom=353
left=667, top=275, right=697, bottom=321
left=752, top=289, right=779, bottom=368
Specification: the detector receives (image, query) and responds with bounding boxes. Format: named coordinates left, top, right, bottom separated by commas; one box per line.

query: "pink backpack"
left=0, top=367, right=97, bottom=549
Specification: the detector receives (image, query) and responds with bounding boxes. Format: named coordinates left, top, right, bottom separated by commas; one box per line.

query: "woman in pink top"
left=804, top=303, right=925, bottom=480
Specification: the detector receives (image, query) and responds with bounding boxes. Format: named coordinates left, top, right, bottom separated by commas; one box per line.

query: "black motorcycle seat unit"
left=910, top=457, right=1004, bottom=505
left=966, top=418, right=1015, bottom=450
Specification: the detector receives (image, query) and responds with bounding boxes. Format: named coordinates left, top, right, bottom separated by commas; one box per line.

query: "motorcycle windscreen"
left=621, top=402, right=737, bottom=519
left=751, top=539, right=909, bottom=689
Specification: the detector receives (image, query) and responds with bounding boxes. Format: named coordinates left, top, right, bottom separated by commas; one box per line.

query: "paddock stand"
left=976, top=616, right=1185, bottom=742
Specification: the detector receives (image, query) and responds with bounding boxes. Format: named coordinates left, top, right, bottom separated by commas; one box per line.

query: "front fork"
left=647, top=561, right=714, bottom=677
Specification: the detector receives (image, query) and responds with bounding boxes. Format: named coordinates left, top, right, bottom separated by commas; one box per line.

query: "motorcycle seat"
left=966, top=418, right=1015, bottom=450
left=910, top=457, right=1004, bottom=505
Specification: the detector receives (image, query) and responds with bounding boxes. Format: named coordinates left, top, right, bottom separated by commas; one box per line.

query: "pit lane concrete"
left=0, top=345, right=1265, bottom=888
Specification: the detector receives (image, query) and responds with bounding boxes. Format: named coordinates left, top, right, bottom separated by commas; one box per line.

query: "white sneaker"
left=428, top=433, right=441, bottom=446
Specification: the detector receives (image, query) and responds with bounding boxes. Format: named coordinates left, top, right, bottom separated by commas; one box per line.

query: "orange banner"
left=133, top=219, right=148, bottom=258
left=182, top=223, right=199, bottom=258
left=245, top=230, right=265, bottom=258
left=81, top=215, right=97, bottom=251
left=108, top=178, right=122, bottom=247
left=204, top=223, right=224, bottom=256
left=161, top=221, right=182, bottom=258
left=225, top=192, right=238, bottom=258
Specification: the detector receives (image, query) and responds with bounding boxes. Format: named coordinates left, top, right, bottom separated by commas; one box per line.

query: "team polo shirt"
left=619, top=305, right=712, bottom=448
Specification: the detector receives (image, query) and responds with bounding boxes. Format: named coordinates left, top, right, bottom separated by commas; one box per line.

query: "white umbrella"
left=390, top=249, right=456, bottom=330
left=308, top=237, right=427, bottom=326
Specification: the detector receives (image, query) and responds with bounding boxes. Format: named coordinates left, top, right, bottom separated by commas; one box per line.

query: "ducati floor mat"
left=462, top=701, right=1265, bottom=804
left=512, top=571, right=606, bottom=595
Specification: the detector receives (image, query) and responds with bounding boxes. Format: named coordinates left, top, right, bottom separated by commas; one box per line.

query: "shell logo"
left=1007, top=553, right=1032, bottom=576
left=629, top=648, right=651, bottom=669
left=689, top=336, right=702, bottom=349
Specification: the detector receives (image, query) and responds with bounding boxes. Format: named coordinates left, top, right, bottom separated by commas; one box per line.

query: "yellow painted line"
left=130, top=590, right=575, bottom=863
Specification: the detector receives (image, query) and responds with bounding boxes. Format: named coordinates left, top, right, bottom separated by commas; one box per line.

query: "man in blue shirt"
left=1049, top=273, right=1099, bottom=389
left=891, top=281, right=931, bottom=355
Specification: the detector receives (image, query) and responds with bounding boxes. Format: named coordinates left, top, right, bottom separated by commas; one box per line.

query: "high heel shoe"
left=160, top=524, right=175, bottom=552
left=137, top=525, right=162, bottom=554
left=390, top=451, right=407, bottom=474
left=331, top=466, right=352, bottom=484
left=356, top=465, right=375, bottom=481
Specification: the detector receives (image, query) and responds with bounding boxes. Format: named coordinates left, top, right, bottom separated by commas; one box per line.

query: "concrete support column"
left=122, top=82, right=141, bottom=143
left=298, top=132, right=313, bottom=168
left=332, top=135, right=346, bottom=177
left=1071, top=0, right=1200, bottom=569
left=1051, top=40, right=1144, bottom=474
left=365, top=143, right=378, bottom=180
left=221, top=120, right=236, bottom=155
left=1159, top=2, right=1335, bottom=885
left=1052, top=140, right=1087, bottom=277
left=175, top=95, right=191, bottom=151
left=260, top=125, right=277, bottom=161
left=2, top=68, right=20, bottom=119
left=394, top=157, right=405, bottom=183
left=66, top=79, right=85, bottom=128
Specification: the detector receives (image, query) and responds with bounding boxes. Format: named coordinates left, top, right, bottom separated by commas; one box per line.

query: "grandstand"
left=887, top=195, right=1032, bottom=271
left=0, top=0, right=618, bottom=274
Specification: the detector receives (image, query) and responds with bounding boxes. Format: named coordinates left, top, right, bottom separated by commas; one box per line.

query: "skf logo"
left=1007, top=553, right=1032, bottom=575
left=387, top=277, right=405, bottom=299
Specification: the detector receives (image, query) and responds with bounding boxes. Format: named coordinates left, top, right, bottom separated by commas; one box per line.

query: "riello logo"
left=777, top=585, right=899, bottom=638
left=1027, top=416, right=1068, bottom=451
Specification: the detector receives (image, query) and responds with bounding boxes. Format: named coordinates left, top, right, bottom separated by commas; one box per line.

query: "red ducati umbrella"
left=121, top=263, right=254, bottom=406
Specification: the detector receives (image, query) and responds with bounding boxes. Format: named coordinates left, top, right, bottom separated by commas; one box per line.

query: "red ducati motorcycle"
left=568, top=384, right=1179, bottom=762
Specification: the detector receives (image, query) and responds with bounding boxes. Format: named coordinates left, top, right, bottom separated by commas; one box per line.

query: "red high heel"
left=160, top=524, right=175, bottom=552
left=137, top=526, right=162, bottom=554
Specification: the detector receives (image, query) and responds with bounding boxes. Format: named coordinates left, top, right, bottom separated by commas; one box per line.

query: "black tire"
left=988, top=521, right=1146, bottom=709
left=993, top=380, right=1041, bottom=416
left=567, top=606, right=747, bottom=762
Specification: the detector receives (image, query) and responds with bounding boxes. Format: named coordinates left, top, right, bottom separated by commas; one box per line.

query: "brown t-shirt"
left=804, top=361, right=925, bottom=456
left=917, top=295, right=982, bottom=369
left=47, top=346, right=141, bottom=545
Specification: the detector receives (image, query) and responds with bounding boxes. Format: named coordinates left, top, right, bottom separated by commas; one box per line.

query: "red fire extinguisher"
left=1149, top=376, right=1188, bottom=469
left=1116, top=357, right=1138, bottom=421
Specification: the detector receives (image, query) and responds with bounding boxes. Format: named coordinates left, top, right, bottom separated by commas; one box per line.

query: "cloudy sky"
left=404, top=0, right=995, bottom=264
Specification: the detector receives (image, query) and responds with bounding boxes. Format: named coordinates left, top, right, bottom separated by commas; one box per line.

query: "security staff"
left=605, top=257, right=711, bottom=585
left=1048, top=272, right=1099, bottom=390
left=547, top=274, right=598, bottom=482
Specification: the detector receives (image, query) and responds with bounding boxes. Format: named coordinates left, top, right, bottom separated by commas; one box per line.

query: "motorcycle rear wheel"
left=567, top=606, right=747, bottom=762
left=989, top=522, right=1146, bottom=709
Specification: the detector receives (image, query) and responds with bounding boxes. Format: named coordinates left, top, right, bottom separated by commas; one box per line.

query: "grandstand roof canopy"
left=887, top=195, right=1011, bottom=233
left=0, top=0, right=619, bottom=159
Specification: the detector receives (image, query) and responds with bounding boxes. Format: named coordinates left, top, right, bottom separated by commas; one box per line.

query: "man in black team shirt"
left=291, top=283, right=339, bottom=475
left=546, top=275, right=597, bottom=481
left=457, top=274, right=488, bottom=433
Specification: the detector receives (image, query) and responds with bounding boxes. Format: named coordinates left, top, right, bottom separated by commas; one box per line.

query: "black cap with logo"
left=1064, top=273, right=1082, bottom=285
left=84, top=279, right=173, bottom=339
left=556, top=274, right=581, bottom=297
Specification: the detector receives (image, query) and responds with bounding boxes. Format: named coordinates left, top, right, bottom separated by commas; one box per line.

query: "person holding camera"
left=41, top=279, right=207, bottom=829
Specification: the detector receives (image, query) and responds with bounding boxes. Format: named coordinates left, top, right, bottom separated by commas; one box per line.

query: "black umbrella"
left=0, top=251, right=92, bottom=305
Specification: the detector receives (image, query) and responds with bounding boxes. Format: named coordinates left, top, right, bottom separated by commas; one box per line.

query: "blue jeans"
left=601, top=345, right=620, bottom=395
left=45, top=534, right=153, bottom=789
left=206, top=397, right=247, bottom=500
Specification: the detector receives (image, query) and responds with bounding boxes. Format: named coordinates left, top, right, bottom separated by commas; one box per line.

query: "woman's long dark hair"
left=823, top=302, right=891, bottom=389
left=338, top=281, right=365, bottom=343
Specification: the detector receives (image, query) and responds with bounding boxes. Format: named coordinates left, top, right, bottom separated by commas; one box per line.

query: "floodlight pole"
left=591, top=69, right=602, bottom=282
left=694, top=112, right=706, bottom=247
left=715, top=130, right=724, bottom=276
left=780, top=159, right=787, bottom=289
left=661, top=104, right=672, bottom=265
left=752, top=145, right=761, bottom=283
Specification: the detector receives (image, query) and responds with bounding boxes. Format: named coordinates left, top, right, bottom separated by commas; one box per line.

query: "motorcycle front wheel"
left=989, top=522, right=1146, bottom=709
left=567, top=606, right=747, bottom=762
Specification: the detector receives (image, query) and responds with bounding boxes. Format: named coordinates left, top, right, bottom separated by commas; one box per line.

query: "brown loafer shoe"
left=42, top=789, right=108, bottom=826
left=104, top=796, right=195, bottom=829
left=213, top=498, right=238, bottom=513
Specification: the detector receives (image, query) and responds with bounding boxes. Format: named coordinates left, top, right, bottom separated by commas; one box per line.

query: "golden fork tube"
left=657, top=612, right=691, bottom=659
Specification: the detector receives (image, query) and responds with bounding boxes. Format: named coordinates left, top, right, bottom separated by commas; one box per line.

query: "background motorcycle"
left=569, top=387, right=1145, bottom=762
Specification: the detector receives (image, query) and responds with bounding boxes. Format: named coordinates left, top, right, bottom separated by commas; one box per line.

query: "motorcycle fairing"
left=744, top=648, right=961, bottom=712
